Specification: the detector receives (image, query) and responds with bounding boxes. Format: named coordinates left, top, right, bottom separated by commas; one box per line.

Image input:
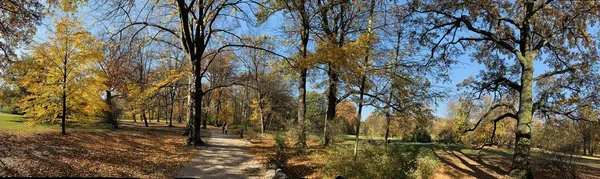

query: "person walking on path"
left=224, top=123, right=228, bottom=134
left=222, top=124, right=226, bottom=134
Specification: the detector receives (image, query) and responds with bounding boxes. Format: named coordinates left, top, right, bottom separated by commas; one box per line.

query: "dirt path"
left=177, top=129, right=265, bottom=179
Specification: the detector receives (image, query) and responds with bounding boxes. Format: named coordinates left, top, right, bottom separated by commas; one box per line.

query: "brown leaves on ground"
left=247, top=134, right=326, bottom=178
left=0, top=121, right=198, bottom=178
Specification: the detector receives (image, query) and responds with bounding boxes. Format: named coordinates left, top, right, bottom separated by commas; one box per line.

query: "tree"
left=336, top=100, right=357, bottom=135
left=411, top=0, right=600, bottom=177
left=352, top=0, right=376, bottom=159
left=312, top=0, right=361, bottom=147
left=0, top=0, right=43, bottom=73
left=257, top=0, right=317, bottom=149
left=15, top=16, right=105, bottom=135
left=106, top=0, right=276, bottom=146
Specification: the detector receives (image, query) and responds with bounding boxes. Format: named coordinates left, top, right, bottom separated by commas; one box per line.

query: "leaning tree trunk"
left=508, top=55, right=535, bottom=179
left=354, top=0, right=375, bottom=159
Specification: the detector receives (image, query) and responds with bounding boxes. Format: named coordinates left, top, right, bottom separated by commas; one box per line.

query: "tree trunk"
left=508, top=56, right=534, bottom=179
left=354, top=0, right=375, bottom=159
left=184, top=74, right=193, bottom=135
left=62, top=88, right=67, bottom=135
left=353, top=91, right=364, bottom=159
left=157, top=103, right=161, bottom=122
left=384, top=107, right=392, bottom=146
left=258, top=93, right=265, bottom=134
left=187, top=65, right=205, bottom=146
left=105, top=90, right=118, bottom=129
left=324, top=63, right=338, bottom=146
left=142, top=109, right=149, bottom=127
left=297, top=68, right=308, bottom=149
left=169, top=87, right=175, bottom=127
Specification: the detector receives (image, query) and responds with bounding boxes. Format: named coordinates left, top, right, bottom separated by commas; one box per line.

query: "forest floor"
left=0, top=117, right=202, bottom=178
left=248, top=133, right=600, bottom=179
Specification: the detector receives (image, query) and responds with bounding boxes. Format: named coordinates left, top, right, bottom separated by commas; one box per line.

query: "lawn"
left=0, top=112, right=113, bottom=134
left=0, top=113, right=53, bottom=134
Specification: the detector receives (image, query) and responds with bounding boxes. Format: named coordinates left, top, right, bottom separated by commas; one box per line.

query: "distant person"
left=224, top=123, right=228, bottom=135
left=222, top=123, right=226, bottom=134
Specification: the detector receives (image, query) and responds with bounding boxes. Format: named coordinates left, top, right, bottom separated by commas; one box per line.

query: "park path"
left=176, top=129, right=265, bottom=179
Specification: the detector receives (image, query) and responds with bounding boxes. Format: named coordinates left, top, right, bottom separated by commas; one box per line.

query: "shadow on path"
left=176, top=129, right=264, bottom=179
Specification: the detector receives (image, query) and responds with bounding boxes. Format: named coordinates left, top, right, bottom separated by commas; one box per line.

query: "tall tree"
left=353, top=0, right=376, bottom=159
left=106, top=0, right=270, bottom=145
left=411, top=0, right=600, bottom=177
left=15, top=16, right=105, bottom=135
left=257, top=0, right=317, bottom=149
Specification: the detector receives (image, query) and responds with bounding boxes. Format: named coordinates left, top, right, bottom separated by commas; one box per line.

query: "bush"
left=411, top=127, right=432, bottom=143
left=324, top=144, right=440, bottom=179
left=268, top=134, right=288, bottom=169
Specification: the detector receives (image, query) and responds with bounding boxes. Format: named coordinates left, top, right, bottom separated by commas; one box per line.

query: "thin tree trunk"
left=62, top=87, right=67, bottom=135
left=384, top=90, right=393, bottom=146
left=143, top=109, right=149, bottom=127
left=354, top=0, right=375, bottom=160
left=62, top=57, right=67, bottom=135
left=169, top=87, right=175, bottom=127
left=297, top=68, right=308, bottom=149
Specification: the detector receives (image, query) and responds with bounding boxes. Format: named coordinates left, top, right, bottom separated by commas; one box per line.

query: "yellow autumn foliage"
left=14, top=16, right=106, bottom=126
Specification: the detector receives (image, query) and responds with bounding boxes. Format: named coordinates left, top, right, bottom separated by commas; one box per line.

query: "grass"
left=345, top=134, right=600, bottom=166
left=342, top=134, right=403, bottom=142
left=0, top=112, right=54, bottom=134
left=0, top=112, right=115, bottom=134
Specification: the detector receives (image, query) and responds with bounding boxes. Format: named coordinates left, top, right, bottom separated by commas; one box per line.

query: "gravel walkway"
left=176, top=129, right=265, bottom=179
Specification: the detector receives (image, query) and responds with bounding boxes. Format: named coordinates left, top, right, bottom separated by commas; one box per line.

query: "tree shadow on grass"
left=434, top=149, right=500, bottom=179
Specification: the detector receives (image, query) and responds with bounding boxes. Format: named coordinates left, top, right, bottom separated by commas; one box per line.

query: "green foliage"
left=274, top=134, right=286, bottom=151
left=305, top=91, right=326, bottom=134
left=270, top=134, right=288, bottom=168
left=324, top=144, right=440, bottom=179
left=411, top=127, right=432, bottom=143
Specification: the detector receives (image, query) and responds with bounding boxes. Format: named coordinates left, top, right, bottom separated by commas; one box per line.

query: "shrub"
left=324, top=144, right=440, bottom=179
left=268, top=134, right=288, bottom=169
left=411, top=127, right=432, bottom=143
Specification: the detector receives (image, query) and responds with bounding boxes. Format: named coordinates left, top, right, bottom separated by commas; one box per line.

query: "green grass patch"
left=0, top=112, right=54, bottom=134
left=0, top=112, right=114, bottom=134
